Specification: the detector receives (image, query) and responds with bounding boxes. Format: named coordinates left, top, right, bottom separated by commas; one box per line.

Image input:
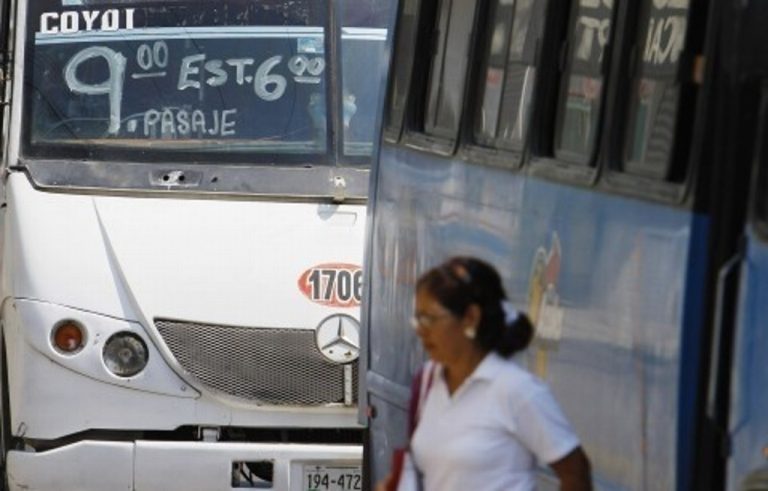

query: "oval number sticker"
left=298, top=263, right=363, bottom=308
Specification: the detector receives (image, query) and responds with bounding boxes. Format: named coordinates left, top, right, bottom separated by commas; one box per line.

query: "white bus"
left=0, top=0, right=390, bottom=489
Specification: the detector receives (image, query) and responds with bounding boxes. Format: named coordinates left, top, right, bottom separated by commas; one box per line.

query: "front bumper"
left=7, top=440, right=361, bottom=491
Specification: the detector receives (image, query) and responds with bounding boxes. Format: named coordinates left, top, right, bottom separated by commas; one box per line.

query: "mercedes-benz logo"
left=315, top=314, right=361, bottom=364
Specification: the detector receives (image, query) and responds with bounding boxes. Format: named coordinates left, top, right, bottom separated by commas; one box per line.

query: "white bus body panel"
left=3, top=173, right=364, bottom=327
left=1, top=173, right=366, bottom=440
left=7, top=440, right=360, bottom=491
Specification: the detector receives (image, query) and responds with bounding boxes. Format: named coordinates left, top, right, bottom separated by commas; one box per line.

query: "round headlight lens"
left=103, top=332, right=148, bottom=377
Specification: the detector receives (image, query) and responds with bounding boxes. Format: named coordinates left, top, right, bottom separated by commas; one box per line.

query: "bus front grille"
left=155, top=319, right=358, bottom=406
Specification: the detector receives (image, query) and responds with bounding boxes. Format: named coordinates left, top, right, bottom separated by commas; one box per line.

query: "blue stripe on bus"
left=675, top=213, right=710, bottom=491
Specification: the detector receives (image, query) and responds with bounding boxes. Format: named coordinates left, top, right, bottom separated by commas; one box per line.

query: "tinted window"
left=622, top=0, right=690, bottom=179
left=755, top=89, right=768, bottom=229
left=423, top=0, right=478, bottom=140
left=384, top=0, right=433, bottom=137
left=474, top=0, right=546, bottom=151
left=384, top=0, right=422, bottom=136
left=554, top=0, right=614, bottom=164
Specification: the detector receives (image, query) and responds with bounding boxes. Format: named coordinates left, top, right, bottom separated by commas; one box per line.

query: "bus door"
left=695, top=4, right=768, bottom=489
left=726, top=82, right=768, bottom=491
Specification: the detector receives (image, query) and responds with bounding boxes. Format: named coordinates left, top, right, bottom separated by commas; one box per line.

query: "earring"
left=463, top=326, right=476, bottom=339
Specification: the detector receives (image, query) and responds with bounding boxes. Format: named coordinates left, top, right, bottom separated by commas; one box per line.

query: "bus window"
left=474, top=0, right=546, bottom=151
left=756, top=88, right=768, bottom=232
left=554, top=0, right=614, bottom=165
left=423, top=0, right=478, bottom=140
left=25, top=0, right=334, bottom=164
left=384, top=0, right=422, bottom=139
left=622, top=0, right=691, bottom=180
left=340, top=0, right=390, bottom=157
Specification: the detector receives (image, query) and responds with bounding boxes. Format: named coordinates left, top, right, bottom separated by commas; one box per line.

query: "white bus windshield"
left=23, top=0, right=383, bottom=165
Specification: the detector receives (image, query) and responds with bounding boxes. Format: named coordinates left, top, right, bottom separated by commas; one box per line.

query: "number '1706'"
left=307, top=268, right=362, bottom=305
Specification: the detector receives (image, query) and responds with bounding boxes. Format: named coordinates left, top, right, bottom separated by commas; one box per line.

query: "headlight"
left=103, top=332, right=149, bottom=377
left=52, top=320, right=85, bottom=354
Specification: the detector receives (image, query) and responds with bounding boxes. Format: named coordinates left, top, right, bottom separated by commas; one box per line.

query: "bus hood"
left=3, top=174, right=366, bottom=330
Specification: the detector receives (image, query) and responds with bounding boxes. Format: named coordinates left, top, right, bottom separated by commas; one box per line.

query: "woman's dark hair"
left=415, top=256, right=534, bottom=357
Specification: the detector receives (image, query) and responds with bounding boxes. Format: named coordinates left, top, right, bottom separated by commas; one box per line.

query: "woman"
left=378, top=257, right=591, bottom=491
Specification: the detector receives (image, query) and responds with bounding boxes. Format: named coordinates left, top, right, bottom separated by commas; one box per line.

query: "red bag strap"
left=407, top=362, right=436, bottom=437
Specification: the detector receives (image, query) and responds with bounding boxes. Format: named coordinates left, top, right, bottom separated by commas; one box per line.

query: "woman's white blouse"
left=406, top=353, right=580, bottom=491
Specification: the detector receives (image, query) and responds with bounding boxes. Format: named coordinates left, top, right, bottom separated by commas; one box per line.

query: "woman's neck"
left=443, top=348, right=488, bottom=395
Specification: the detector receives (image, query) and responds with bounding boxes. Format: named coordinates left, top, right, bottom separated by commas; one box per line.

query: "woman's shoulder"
left=490, top=354, right=540, bottom=381
left=490, top=355, right=551, bottom=402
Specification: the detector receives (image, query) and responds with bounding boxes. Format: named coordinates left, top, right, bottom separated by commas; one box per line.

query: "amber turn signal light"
left=53, top=320, right=84, bottom=354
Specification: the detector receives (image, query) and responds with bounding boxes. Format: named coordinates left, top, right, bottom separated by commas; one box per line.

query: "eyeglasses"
left=410, top=312, right=453, bottom=329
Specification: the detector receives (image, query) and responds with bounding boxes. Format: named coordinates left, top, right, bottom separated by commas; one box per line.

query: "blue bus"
left=361, top=0, right=768, bottom=490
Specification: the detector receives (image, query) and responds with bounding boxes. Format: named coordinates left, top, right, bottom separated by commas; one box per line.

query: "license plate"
left=303, top=464, right=362, bottom=491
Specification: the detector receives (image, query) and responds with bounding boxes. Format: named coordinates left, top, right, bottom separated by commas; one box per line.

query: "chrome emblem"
left=315, top=314, right=361, bottom=364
